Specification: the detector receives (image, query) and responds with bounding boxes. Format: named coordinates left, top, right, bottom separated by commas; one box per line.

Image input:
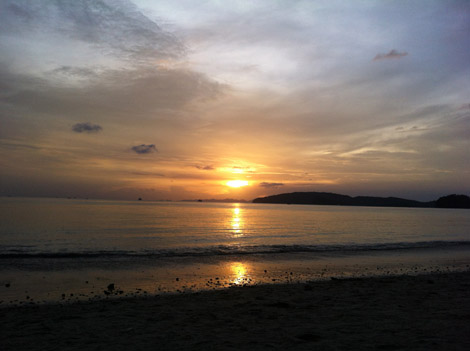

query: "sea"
left=1, top=197, right=469, bottom=305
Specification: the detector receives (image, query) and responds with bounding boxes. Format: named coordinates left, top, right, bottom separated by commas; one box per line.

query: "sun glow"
left=226, top=180, right=249, bottom=188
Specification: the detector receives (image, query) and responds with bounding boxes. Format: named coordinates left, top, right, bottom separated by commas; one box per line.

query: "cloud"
left=232, top=166, right=255, bottom=173
left=131, top=171, right=165, bottom=177
left=0, top=63, right=223, bottom=126
left=52, top=66, right=98, bottom=79
left=373, top=50, right=408, bottom=61
left=72, top=122, right=102, bottom=133
left=132, top=144, right=158, bottom=154
left=0, top=0, right=185, bottom=63
left=195, top=165, right=215, bottom=170
left=259, top=182, right=284, bottom=188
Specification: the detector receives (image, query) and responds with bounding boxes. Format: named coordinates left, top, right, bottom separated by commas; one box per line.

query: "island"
left=253, top=192, right=470, bottom=209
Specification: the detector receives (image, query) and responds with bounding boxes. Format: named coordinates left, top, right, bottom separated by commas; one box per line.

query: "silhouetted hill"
left=435, top=194, right=470, bottom=209
left=252, top=192, right=439, bottom=208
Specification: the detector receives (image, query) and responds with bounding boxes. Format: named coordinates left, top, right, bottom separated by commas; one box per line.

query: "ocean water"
left=1, top=197, right=469, bottom=304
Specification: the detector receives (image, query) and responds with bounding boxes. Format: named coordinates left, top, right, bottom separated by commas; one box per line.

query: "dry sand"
left=2, top=271, right=470, bottom=350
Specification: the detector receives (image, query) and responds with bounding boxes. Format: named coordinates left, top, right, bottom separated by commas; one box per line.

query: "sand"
left=2, top=271, right=470, bottom=350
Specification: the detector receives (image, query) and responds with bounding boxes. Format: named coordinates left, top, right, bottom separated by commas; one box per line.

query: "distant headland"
left=252, top=192, right=470, bottom=209
left=183, top=198, right=249, bottom=203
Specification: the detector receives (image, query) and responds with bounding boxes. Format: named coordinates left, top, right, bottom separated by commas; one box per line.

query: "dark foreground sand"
left=2, top=271, right=470, bottom=351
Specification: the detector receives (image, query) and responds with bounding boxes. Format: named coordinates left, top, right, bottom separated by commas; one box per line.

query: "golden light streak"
left=230, top=205, right=243, bottom=237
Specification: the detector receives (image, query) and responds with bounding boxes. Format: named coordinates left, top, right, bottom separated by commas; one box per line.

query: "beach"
left=2, top=199, right=470, bottom=349
left=2, top=271, right=470, bottom=350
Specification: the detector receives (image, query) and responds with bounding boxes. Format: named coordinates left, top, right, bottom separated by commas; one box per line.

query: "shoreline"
left=2, top=271, right=470, bottom=350
left=2, top=246, right=470, bottom=306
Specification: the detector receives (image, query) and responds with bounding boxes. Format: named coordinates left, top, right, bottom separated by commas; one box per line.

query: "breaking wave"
left=2, top=241, right=469, bottom=260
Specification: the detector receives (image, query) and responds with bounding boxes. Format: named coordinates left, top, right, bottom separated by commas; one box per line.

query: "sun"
left=226, top=180, right=249, bottom=188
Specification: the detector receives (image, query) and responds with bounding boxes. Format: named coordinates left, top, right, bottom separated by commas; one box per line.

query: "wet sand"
left=2, top=271, right=470, bottom=350
left=3, top=247, right=470, bottom=305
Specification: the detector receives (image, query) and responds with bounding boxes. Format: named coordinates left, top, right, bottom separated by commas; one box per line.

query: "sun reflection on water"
left=230, top=205, right=243, bottom=237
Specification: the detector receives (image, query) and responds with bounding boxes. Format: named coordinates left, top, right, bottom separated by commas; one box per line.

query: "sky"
left=0, top=0, right=469, bottom=201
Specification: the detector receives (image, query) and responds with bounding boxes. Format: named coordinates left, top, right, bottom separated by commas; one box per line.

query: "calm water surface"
left=1, top=197, right=469, bottom=256
left=1, top=197, right=469, bottom=304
